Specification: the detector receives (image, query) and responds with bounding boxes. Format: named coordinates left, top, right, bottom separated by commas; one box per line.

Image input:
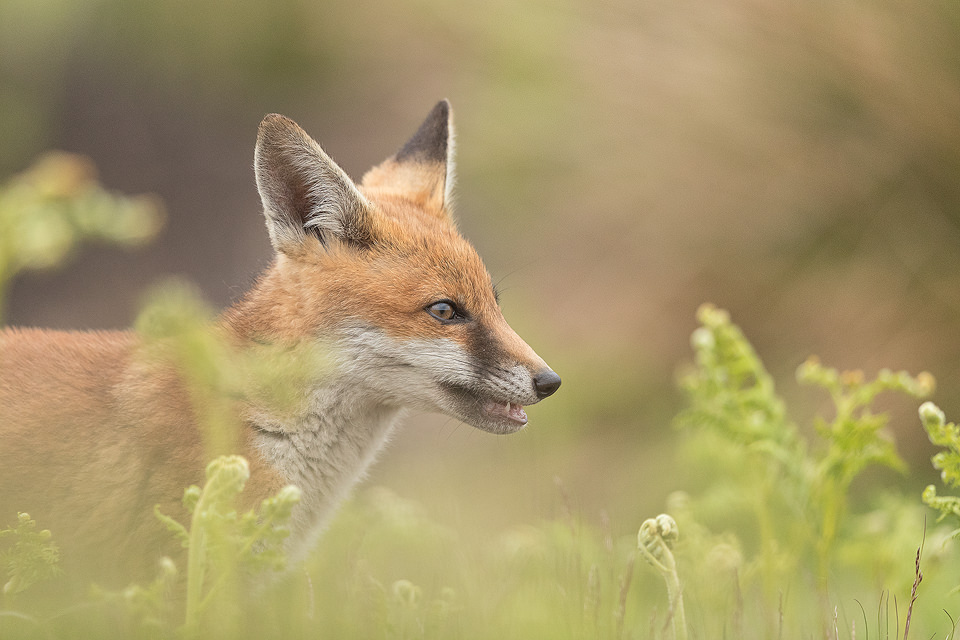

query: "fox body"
left=0, top=101, right=560, bottom=585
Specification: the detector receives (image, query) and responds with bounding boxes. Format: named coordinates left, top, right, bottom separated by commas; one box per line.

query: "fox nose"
left=533, top=370, right=562, bottom=399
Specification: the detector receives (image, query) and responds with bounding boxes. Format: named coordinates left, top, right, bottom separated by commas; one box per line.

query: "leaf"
left=155, top=505, right=190, bottom=549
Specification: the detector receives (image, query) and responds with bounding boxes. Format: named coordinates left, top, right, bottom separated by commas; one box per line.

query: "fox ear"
left=361, top=100, right=455, bottom=213
left=255, top=114, right=374, bottom=255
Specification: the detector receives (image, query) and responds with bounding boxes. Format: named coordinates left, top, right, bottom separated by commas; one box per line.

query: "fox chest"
left=251, top=403, right=403, bottom=561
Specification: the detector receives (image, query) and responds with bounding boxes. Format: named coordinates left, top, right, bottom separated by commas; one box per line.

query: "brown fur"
left=0, top=330, right=203, bottom=581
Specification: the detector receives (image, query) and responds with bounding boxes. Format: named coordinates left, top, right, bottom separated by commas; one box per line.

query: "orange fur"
left=0, top=102, right=560, bottom=589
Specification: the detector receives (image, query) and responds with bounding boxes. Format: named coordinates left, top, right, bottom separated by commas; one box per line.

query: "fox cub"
left=0, top=101, right=560, bottom=584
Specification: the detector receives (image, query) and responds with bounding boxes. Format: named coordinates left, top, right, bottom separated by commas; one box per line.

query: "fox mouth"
left=440, top=383, right=533, bottom=434
left=481, top=399, right=528, bottom=427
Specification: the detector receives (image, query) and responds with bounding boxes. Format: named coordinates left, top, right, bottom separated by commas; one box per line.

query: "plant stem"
left=183, top=489, right=210, bottom=636
left=662, top=561, right=687, bottom=640
left=637, top=529, right=687, bottom=640
left=196, top=514, right=278, bottom=615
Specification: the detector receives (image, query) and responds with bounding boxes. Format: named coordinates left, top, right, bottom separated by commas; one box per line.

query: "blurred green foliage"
left=89, top=556, right=178, bottom=637
left=637, top=514, right=686, bottom=640
left=135, top=281, right=328, bottom=457
left=0, top=152, right=161, bottom=321
left=156, top=455, right=301, bottom=637
left=4, top=294, right=957, bottom=639
left=0, top=513, right=61, bottom=599
left=921, top=402, right=960, bottom=540
left=676, top=305, right=937, bottom=628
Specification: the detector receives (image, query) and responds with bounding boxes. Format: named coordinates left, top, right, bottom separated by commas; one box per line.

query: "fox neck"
left=221, top=274, right=404, bottom=559
left=249, top=373, right=405, bottom=562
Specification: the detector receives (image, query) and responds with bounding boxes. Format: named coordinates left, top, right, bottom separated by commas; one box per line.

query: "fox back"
left=0, top=101, right=560, bottom=586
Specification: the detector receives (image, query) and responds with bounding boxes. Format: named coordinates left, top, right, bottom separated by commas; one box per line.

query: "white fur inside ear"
left=288, top=142, right=368, bottom=244
left=443, top=116, right=456, bottom=209
left=255, top=115, right=371, bottom=253
left=299, top=161, right=367, bottom=240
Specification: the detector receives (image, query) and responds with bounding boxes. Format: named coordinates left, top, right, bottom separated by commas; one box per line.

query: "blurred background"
left=1, top=0, right=958, bottom=539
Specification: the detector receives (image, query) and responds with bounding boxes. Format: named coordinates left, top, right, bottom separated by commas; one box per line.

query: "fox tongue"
left=484, top=400, right=528, bottom=425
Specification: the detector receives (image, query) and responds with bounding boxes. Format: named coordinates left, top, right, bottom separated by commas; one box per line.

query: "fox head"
left=242, top=101, right=560, bottom=435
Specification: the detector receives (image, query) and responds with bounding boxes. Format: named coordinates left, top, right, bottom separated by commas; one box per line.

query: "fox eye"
left=426, top=300, right=464, bottom=323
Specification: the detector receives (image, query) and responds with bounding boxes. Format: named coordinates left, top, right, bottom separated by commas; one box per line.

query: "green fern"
left=0, top=513, right=62, bottom=598
left=920, top=402, right=960, bottom=539
left=153, top=455, right=300, bottom=636
left=676, top=304, right=933, bottom=599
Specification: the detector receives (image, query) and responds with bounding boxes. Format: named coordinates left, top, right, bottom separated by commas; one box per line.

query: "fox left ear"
left=361, top=100, right=455, bottom=213
left=255, top=114, right=375, bottom=255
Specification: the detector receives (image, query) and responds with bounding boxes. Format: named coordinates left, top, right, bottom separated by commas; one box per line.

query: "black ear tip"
left=427, top=99, right=451, bottom=132
left=396, top=101, right=452, bottom=164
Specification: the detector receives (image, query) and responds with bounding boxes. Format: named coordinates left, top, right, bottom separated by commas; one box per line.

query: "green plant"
left=675, top=304, right=933, bottom=625
left=797, top=356, right=934, bottom=586
left=134, top=281, right=328, bottom=458
left=155, top=455, right=301, bottom=636
left=637, top=514, right=686, bottom=640
left=920, top=402, right=960, bottom=539
left=0, top=279, right=316, bottom=638
left=0, top=513, right=61, bottom=598
left=90, top=556, right=179, bottom=635
left=0, top=152, right=162, bottom=322
left=1, top=208, right=957, bottom=639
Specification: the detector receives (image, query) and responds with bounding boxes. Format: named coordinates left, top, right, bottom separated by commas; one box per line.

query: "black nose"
left=533, top=370, right=562, bottom=399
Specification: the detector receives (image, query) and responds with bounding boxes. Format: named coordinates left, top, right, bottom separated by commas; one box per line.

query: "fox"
left=0, top=100, right=561, bottom=587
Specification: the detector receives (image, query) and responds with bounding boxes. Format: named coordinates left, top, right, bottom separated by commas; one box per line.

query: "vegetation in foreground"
left=1, top=155, right=959, bottom=639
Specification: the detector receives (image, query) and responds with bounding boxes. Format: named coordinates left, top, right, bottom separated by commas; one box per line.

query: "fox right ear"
left=254, top=114, right=373, bottom=255
left=360, top=100, right=454, bottom=214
